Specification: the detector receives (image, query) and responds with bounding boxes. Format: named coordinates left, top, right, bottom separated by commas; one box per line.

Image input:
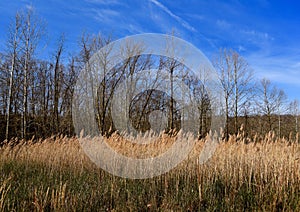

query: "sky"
left=1, top=0, right=300, bottom=102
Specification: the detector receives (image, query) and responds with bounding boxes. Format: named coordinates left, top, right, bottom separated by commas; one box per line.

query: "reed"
left=1, top=131, right=300, bottom=211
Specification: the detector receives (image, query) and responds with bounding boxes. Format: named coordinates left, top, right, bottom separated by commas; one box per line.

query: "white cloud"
left=25, top=4, right=35, bottom=11
left=186, top=14, right=205, bottom=21
left=237, top=45, right=246, bottom=52
left=85, top=0, right=121, bottom=5
left=128, top=24, right=145, bottom=34
left=247, top=53, right=300, bottom=86
left=240, top=29, right=274, bottom=42
left=216, top=19, right=231, bottom=29
left=292, top=62, right=300, bottom=68
left=149, top=0, right=196, bottom=32
left=88, top=8, right=120, bottom=24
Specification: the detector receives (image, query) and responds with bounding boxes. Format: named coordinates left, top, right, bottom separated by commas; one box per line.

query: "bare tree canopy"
left=0, top=11, right=298, bottom=142
left=214, top=48, right=254, bottom=138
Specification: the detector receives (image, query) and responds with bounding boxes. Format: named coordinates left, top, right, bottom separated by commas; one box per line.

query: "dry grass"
left=1, top=132, right=300, bottom=211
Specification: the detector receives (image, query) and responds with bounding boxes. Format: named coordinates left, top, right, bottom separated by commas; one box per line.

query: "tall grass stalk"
left=1, top=131, right=300, bottom=211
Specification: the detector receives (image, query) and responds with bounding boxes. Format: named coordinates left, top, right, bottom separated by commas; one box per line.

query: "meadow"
left=1, top=132, right=300, bottom=211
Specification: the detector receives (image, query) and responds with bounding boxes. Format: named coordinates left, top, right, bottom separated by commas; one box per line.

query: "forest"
left=0, top=8, right=299, bottom=143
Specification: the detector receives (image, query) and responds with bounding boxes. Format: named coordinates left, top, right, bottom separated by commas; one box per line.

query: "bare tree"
left=185, top=73, right=211, bottom=138
left=60, top=57, right=79, bottom=136
left=19, top=8, right=44, bottom=139
left=53, top=35, right=64, bottom=134
left=214, top=49, right=234, bottom=139
left=159, top=56, right=183, bottom=132
left=231, top=51, right=253, bottom=133
left=35, top=61, right=52, bottom=137
left=256, top=78, right=286, bottom=134
left=78, top=33, right=112, bottom=135
left=289, top=99, right=299, bottom=135
left=214, top=49, right=254, bottom=138
left=5, top=12, right=22, bottom=140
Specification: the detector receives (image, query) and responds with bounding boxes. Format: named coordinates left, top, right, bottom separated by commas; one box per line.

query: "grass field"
left=1, top=132, right=300, bottom=211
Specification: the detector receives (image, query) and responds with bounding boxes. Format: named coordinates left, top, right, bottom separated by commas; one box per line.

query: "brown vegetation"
left=1, top=132, right=300, bottom=211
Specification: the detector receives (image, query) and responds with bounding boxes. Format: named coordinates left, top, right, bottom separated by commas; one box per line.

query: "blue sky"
left=1, top=0, right=300, bottom=102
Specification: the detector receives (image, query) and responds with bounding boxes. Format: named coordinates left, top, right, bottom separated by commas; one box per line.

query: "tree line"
left=0, top=8, right=299, bottom=142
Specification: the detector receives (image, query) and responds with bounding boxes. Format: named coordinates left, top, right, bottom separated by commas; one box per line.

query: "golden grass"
left=1, top=131, right=300, bottom=211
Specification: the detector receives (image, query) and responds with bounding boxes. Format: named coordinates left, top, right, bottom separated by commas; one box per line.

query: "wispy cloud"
left=292, top=62, right=300, bottom=68
left=78, top=6, right=147, bottom=36
left=25, top=3, right=35, bottom=12
left=79, top=7, right=120, bottom=26
left=237, top=45, right=246, bottom=52
left=240, top=29, right=274, bottom=43
left=247, top=52, right=300, bottom=86
left=94, top=8, right=120, bottom=22
left=149, top=0, right=196, bottom=32
left=216, top=19, right=231, bottom=29
left=185, top=14, right=205, bottom=21
left=85, top=0, right=121, bottom=5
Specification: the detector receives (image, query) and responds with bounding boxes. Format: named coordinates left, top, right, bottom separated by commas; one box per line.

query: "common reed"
left=1, top=131, right=300, bottom=211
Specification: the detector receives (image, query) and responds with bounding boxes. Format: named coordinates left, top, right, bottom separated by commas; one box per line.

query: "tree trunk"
left=6, top=13, right=20, bottom=140
left=53, top=42, right=63, bottom=135
left=6, top=57, right=14, bottom=140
